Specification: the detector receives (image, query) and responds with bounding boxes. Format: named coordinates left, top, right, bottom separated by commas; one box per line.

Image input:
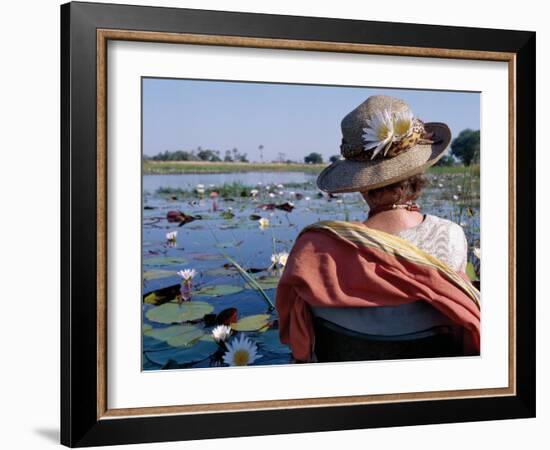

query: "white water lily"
left=166, top=231, right=178, bottom=242
left=276, top=184, right=284, bottom=189
left=305, top=196, right=311, bottom=201
left=473, top=247, right=481, bottom=260
left=271, top=252, right=289, bottom=268
left=176, top=268, right=197, bottom=281
left=258, top=217, right=270, bottom=229
left=268, top=192, right=276, bottom=198
left=453, top=194, right=459, bottom=201
left=222, top=334, right=262, bottom=366
left=438, top=183, right=444, bottom=188
left=211, top=325, right=232, bottom=343
left=250, top=189, right=259, bottom=197
left=278, top=191, right=284, bottom=195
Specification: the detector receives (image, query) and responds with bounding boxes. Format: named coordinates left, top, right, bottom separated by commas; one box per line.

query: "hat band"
left=341, top=121, right=438, bottom=163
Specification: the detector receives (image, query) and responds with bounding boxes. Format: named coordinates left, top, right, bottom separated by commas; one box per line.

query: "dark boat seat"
left=312, top=315, right=466, bottom=363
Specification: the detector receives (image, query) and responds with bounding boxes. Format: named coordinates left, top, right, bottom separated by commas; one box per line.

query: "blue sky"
left=142, top=78, right=480, bottom=161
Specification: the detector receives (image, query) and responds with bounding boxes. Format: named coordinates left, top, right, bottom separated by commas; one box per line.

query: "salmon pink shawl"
left=275, top=220, right=481, bottom=362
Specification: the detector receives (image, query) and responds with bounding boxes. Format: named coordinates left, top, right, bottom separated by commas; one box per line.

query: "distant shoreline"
left=143, top=161, right=326, bottom=174
left=143, top=161, right=478, bottom=175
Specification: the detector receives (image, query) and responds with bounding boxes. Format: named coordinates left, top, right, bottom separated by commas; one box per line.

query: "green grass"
left=428, top=164, right=480, bottom=176
left=144, top=160, right=480, bottom=176
left=143, top=161, right=325, bottom=174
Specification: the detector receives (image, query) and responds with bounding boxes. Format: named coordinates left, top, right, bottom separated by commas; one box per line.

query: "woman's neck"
left=362, top=209, right=425, bottom=235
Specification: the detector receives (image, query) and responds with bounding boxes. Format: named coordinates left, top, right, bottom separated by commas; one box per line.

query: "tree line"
left=146, top=147, right=249, bottom=162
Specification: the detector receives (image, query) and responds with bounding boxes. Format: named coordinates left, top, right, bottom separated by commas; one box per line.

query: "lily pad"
left=143, top=256, right=187, bottom=266
left=144, top=292, right=160, bottom=304
left=145, top=301, right=214, bottom=324
left=144, top=324, right=203, bottom=347
left=466, top=262, right=479, bottom=281
left=143, top=338, right=217, bottom=367
left=143, top=269, right=175, bottom=281
left=204, top=267, right=237, bottom=277
left=215, top=241, right=243, bottom=249
left=231, top=314, right=271, bottom=331
left=143, top=324, right=153, bottom=333
left=195, top=284, right=244, bottom=297
left=245, top=275, right=280, bottom=290
left=189, top=252, right=225, bottom=261
left=166, top=328, right=205, bottom=347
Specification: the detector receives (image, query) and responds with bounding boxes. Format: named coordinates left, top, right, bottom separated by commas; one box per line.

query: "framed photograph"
left=61, top=1, right=535, bottom=447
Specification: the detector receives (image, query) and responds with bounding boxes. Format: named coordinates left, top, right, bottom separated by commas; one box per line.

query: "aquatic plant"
left=270, top=252, right=289, bottom=269
left=195, top=184, right=205, bottom=195
left=166, top=231, right=177, bottom=247
left=222, top=334, right=262, bottom=366
left=221, top=253, right=275, bottom=311
left=176, top=269, right=196, bottom=281
left=176, top=268, right=197, bottom=303
left=211, top=324, right=232, bottom=344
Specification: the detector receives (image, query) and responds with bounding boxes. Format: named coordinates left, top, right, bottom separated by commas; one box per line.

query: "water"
left=142, top=171, right=480, bottom=371
left=144, top=171, right=317, bottom=193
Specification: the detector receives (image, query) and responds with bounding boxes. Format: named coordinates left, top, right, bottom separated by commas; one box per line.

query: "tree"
left=329, top=154, right=341, bottom=163
left=450, top=129, right=480, bottom=166
left=197, top=149, right=221, bottom=162
left=434, top=154, right=456, bottom=167
left=224, top=150, right=233, bottom=162
left=304, top=152, right=323, bottom=164
left=258, top=145, right=264, bottom=163
left=150, top=150, right=197, bottom=161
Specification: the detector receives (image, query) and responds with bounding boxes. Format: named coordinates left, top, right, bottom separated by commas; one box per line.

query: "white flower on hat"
left=362, top=109, right=394, bottom=159
left=362, top=108, right=414, bottom=159
left=393, top=110, right=414, bottom=139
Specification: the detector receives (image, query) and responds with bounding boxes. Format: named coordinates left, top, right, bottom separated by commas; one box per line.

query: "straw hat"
left=316, top=95, right=451, bottom=193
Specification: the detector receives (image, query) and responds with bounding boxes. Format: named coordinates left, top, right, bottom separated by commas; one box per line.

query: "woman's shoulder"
left=424, top=214, right=466, bottom=235
left=423, top=214, right=468, bottom=252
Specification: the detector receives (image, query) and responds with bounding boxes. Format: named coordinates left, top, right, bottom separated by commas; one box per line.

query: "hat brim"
left=316, top=123, right=451, bottom=193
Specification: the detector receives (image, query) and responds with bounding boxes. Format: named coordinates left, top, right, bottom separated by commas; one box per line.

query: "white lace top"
left=311, top=214, right=469, bottom=336
left=395, top=214, right=468, bottom=273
